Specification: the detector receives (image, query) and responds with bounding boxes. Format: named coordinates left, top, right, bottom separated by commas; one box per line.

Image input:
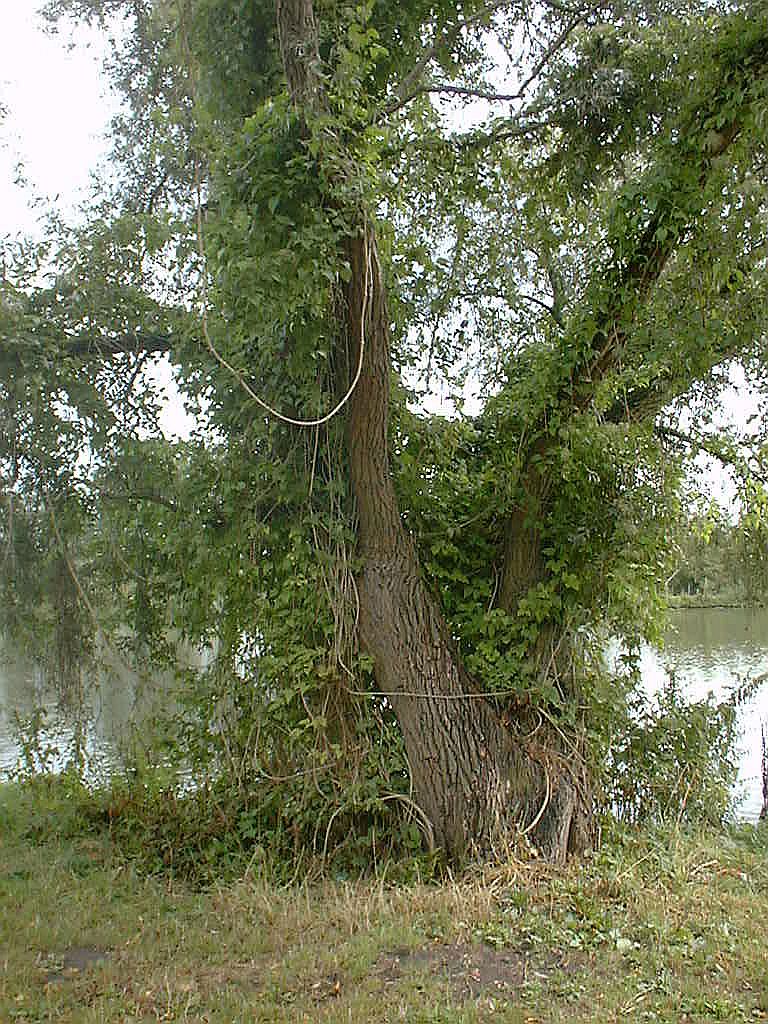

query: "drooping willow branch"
left=655, top=424, right=768, bottom=487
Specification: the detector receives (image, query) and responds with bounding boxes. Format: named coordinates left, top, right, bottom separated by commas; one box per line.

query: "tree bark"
left=344, top=226, right=587, bottom=861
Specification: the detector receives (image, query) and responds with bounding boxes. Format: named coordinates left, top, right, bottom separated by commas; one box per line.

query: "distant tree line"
left=669, top=496, right=768, bottom=606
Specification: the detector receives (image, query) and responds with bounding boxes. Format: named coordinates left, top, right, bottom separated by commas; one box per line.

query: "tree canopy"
left=1, top=0, right=767, bottom=866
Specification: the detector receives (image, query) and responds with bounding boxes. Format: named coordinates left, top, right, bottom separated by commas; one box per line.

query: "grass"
left=2, top=777, right=768, bottom=1022
left=665, top=588, right=747, bottom=609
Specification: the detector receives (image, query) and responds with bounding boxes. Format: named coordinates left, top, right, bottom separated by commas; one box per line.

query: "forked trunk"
left=274, top=0, right=592, bottom=863
left=344, top=228, right=590, bottom=862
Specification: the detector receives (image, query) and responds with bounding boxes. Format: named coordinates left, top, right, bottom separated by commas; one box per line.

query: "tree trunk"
left=497, top=470, right=575, bottom=684
left=495, top=469, right=595, bottom=856
left=275, top=0, right=593, bottom=863
left=344, top=227, right=589, bottom=862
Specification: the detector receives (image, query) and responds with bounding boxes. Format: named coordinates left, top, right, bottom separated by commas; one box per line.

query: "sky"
left=0, top=3, right=115, bottom=238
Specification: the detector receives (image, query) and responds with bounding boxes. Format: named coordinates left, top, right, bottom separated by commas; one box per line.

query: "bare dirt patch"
left=375, top=942, right=589, bottom=1000
left=40, top=946, right=111, bottom=983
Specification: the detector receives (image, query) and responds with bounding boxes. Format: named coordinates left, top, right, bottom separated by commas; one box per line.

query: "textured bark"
left=345, top=229, right=510, bottom=856
left=343, top=228, right=588, bottom=861
left=276, top=0, right=592, bottom=862
left=497, top=469, right=573, bottom=683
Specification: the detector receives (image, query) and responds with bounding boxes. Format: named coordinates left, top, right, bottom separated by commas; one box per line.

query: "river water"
left=1, top=608, right=767, bottom=819
left=0, top=644, right=169, bottom=781
left=639, top=607, right=768, bottom=822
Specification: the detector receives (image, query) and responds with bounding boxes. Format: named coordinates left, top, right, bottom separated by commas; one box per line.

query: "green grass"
left=2, top=778, right=768, bottom=1022
left=665, top=588, right=747, bottom=609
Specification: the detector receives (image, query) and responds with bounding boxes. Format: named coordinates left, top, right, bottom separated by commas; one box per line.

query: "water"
left=636, top=607, right=768, bottom=822
left=2, top=609, right=768, bottom=818
left=0, top=643, right=167, bottom=781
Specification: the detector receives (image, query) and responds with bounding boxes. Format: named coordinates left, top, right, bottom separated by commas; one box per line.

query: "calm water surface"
left=641, top=606, right=768, bottom=822
left=2, top=608, right=767, bottom=817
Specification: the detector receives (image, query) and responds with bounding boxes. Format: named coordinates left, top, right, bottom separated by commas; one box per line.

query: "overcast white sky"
left=0, top=3, right=116, bottom=239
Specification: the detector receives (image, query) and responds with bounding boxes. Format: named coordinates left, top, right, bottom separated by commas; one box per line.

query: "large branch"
left=383, top=0, right=517, bottom=117
left=564, top=31, right=768, bottom=416
left=59, top=331, right=172, bottom=358
left=604, top=244, right=768, bottom=426
left=2, top=330, right=172, bottom=364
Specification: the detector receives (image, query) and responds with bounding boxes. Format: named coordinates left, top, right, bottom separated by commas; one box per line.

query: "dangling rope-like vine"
left=193, top=167, right=370, bottom=429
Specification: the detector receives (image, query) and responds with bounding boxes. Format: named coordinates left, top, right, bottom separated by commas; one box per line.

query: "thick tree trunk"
left=344, top=228, right=588, bottom=861
left=275, top=0, right=593, bottom=863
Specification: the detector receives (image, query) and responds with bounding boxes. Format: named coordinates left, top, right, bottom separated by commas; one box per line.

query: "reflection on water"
left=643, top=607, right=768, bottom=823
left=0, top=642, right=167, bottom=780
left=2, top=609, right=768, bottom=820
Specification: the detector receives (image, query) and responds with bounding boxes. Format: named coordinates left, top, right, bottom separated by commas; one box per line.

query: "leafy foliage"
left=606, top=678, right=739, bottom=827
left=2, top=0, right=768, bottom=868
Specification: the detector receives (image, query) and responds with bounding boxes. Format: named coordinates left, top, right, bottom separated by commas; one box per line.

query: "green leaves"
left=4, top=0, right=767, bottom=865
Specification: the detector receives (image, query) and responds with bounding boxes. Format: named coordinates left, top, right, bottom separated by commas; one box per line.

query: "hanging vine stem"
left=519, top=768, right=551, bottom=837
left=379, top=793, right=436, bottom=853
left=309, top=424, right=362, bottom=704
left=193, top=164, right=371, bottom=429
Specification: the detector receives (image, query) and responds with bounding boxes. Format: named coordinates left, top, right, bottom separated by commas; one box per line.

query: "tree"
left=2, top=0, right=768, bottom=864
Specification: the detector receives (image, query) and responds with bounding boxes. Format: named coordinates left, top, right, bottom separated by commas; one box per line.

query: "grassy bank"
left=2, top=778, right=768, bottom=1023
left=665, top=592, right=748, bottom=610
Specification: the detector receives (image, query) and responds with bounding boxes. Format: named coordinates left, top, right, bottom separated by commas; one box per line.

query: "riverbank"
left=2, top=779, right=768, bottom=1022
left=666, top=593, right=751, bottom=609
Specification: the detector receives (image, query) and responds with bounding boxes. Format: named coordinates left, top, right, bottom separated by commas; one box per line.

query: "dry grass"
left=2, top=780, right=768, bottom=1022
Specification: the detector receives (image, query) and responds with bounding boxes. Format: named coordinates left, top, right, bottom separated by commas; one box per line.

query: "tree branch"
left=385, top=2, right=600, bottom=117
left=2, top=330, right=172, bottom=362
left=60, top=331, right=172, bottom=357
left=98, top=488, right=178, bottom=511
left=497, top=17, right=768, bottom=613
left=655, top=424, right=767, bottom=485
left=382, top=0, right=519, bottom=117
left=517, top=291, right=563, bottom=324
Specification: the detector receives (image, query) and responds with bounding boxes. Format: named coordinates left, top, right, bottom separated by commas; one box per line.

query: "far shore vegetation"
left=667, top=507, right=768, bottom=608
